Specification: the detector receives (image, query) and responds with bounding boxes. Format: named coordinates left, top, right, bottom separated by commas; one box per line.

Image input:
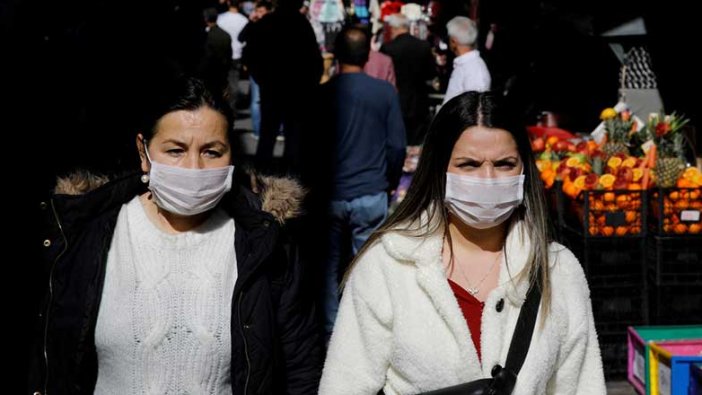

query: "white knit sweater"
left=320, top=219, right=606, bottom=395
left=94, top=197, right=237, bottom=395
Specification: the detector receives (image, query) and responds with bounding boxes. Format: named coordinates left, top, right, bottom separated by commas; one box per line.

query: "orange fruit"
left=632, top=168, right=644, bottom=182
left=574, top=175, right=587, bottom=190
left=588, top=226, right=598, bottom=236
left=669, top=191, right=680, bottom=201
left=563, top=182, right=579, bottom=199
left=604, top=192, right=616, bottom=202
left=535, top=160, right=549, bottom=172
left=600, top=108, right=617, bottom=120
left=628, top=183, right=642, bottom=191
left=607, top=156, right=623, bottom=169
left=601, top=226, right=614, bottom=236
left=683, top=167, right=701, bottom=180
left=673, top=223, right=688, bottom=234
left=677, top=178, right=693, bottom=188
left=690, top=190, right=701, bottom=200
left=566, top=157, right=582, bottom=168
left=615, top=226, right=629, bottom=236
left=625, top=211, right=637, bottom=223
left=689, top=224, right=702, bottom=234
left=621, top=157, right=637, bottom=168
left=599, top=174, right=616, bottom=189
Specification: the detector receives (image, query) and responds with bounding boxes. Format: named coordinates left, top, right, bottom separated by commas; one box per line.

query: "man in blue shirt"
left=319, top=25, right=406, bottom=340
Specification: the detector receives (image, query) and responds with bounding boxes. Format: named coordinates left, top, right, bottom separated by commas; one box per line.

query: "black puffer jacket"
left=28, top=172, right=323, bottom=394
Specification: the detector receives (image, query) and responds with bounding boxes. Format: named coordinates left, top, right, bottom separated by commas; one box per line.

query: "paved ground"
left=607, top=380, right=636, bottom=394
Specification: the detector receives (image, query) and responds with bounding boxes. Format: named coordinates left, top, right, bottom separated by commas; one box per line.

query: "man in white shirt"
left=443, top=16, right=491, bottom=104
left=217, top=0, right=249, bottom=112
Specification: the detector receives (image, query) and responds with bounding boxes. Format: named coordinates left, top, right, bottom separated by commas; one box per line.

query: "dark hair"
left=346, top=91, right=553, bottom=315
left=255, top=0, right=273, bottom=11
left=334, top=26, right=370, bottom=67
left=139, top=76, right=233, bottom=142
left=227, top=0, right=242, bottom=9
left=203, top=7, right=219, bottom=23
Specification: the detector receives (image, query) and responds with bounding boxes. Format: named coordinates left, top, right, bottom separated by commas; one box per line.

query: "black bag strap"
left=503, top=268, right=543, bottom=375
left=416, top=269, right=543, bottom=395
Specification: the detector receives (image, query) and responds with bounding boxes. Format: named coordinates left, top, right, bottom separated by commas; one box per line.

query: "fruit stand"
left=531, top=106, right=702, bottom=379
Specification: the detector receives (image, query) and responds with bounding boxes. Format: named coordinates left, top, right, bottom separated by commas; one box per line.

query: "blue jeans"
left=322, top=192, right=388, bottom=338
left=250, top=77, right=261, bottom=136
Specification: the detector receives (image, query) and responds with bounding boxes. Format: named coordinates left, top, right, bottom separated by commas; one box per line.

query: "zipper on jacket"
left=238, top=292, right=251, bottom=394
left=43, top=199, right=69, bottom=395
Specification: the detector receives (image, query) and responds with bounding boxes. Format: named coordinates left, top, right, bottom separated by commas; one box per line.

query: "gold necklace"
left=445, top=238, right=503, bottom=296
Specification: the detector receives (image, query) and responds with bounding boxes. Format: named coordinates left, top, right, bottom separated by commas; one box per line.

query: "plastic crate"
left=647, top=235, right=702, bottom=286
left=626, top=326, right=702, bottom=394
left=649, top=340, right=702, bottom=395
left=650, top=188, right=702, bottom=236
left=690, top=363, right=702, bottom=395
left=600, top=332, right=630, bottom=379
left=649, top=284, right=702, bottom=325
left=562, top=230, right=647, bottom=288
left=591, top=285, right=648, bottom=324
left=559, top=187, right=647, bottom=238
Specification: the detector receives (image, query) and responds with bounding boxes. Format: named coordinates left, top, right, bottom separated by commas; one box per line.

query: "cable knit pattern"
left=94, top=196, right=237, bottom=395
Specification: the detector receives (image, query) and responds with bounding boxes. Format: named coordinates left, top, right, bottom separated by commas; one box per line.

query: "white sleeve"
left=547, top=249, right=606, bottom=395
left=443, top=68, right=462, bottom=104
left=319, top=247, right=393, bottom=395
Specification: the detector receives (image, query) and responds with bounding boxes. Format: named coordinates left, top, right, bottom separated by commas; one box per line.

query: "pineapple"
left=602, top=117, right=632, bottom=158
left=655, top=132, right=686, bottom=188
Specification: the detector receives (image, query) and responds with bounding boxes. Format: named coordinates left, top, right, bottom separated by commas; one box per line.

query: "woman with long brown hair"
left=319, top=92, right=605, bottom=394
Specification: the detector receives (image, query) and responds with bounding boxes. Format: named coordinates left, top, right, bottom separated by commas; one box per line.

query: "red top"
left=448, top=279, right=485, bottom=361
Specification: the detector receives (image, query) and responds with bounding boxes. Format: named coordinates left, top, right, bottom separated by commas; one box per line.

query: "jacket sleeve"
left=319, top=244, right=393, bottom=395
left=275, top=233, right=324, bottom=395
left=548, top=250, right=606, bottom=395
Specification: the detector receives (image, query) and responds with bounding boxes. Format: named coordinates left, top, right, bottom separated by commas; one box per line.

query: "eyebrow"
left=455, top=156, right=519, bottom=163
left=160, top=139, right=229, bottom=149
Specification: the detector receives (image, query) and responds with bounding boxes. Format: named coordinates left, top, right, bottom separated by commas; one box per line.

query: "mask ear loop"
left=141, top=138, right=151, bottom=184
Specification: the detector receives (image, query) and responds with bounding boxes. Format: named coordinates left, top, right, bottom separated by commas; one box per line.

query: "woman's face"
left=447, top=126, right=522, bottom=178
left=139, top=106, right=231, bottom=172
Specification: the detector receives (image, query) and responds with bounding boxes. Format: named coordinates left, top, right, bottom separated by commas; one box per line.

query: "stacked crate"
left=555, top=182, right=649, bottom=378
left=647, top=187, right=702, bottom=326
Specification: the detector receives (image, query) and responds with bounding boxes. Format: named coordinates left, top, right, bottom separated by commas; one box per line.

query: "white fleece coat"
left=319, top=221, right=606, bottom=395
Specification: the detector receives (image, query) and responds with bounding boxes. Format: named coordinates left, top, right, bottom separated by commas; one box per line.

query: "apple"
left=531, top=137, right=545, bottom=152
left=584, top=174, right=599, bottom=189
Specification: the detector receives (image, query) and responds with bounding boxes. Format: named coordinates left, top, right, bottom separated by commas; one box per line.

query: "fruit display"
left=650, top=167, right=702, bottom=235
left=531, top=108, right=699, bottom=237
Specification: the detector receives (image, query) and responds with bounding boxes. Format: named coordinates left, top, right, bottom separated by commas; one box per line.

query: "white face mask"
left=444, top=172, right=525, bottom=229
left=144, top=143, right=234, bottom=216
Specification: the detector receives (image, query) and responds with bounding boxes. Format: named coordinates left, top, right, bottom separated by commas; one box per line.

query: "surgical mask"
left=444, top=172, right=525, bottom=229
left=143, top=143, right=234, bottom=216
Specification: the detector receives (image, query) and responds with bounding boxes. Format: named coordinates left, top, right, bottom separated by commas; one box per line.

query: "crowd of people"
left=27, top=1, right=607, bottom=393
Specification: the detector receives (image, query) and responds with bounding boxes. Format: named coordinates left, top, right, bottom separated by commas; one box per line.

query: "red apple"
left=584, top=174, right=599, bottom=189
left=531, top=137, right=545, bottom=152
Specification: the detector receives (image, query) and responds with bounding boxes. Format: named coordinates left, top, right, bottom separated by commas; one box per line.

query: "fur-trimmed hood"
left=54, top=170, right=306, bottom=224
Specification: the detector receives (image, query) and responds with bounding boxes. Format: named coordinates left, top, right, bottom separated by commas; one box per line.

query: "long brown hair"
left=344, top=91, right=553, bottom=314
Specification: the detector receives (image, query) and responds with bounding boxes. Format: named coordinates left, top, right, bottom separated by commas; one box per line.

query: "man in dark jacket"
left=381, top=13, right=436, bottom=146
left=243, top=0, right=323, bottom=174
left=198, top=7, right=234, bottom=97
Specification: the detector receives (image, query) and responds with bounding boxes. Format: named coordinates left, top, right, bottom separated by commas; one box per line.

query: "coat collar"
left=380, top=215, right=532, bottom=306
left=380, top=215, right=533, bottom=379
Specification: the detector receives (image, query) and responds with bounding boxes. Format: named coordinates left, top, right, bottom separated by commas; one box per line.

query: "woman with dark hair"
left=319, top=91, right=605, bottom=394
left=29, top=77, right=322, bottom=394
